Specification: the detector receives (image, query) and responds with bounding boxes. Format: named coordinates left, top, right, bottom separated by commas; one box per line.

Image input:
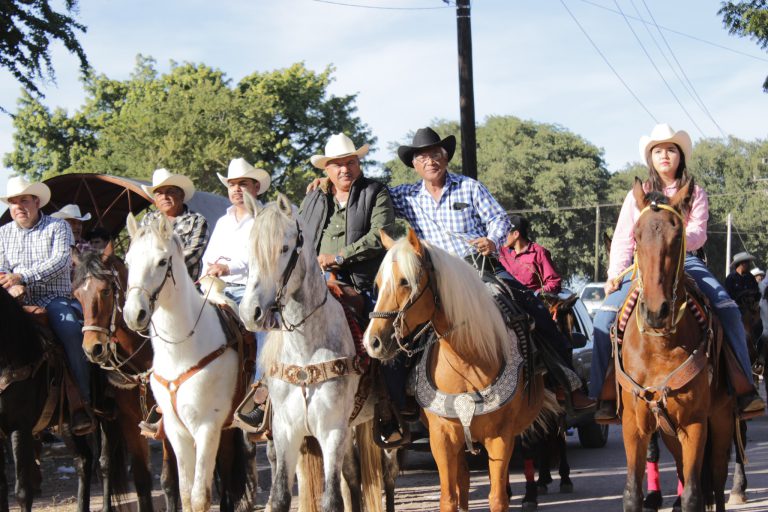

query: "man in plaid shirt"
left=0, top=176, right=96, bottom=435
left=140, top=169, right=209, bottom=279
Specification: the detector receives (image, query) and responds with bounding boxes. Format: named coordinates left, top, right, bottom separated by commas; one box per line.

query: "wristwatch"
left=334, top=255, right=345, bottom=266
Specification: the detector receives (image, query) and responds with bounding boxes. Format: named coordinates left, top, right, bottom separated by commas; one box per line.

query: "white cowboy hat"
left=310, top=133, right=369, bottom=170
left=217, top=158, right=271, bottom=195
left=638, top=123, right=692, bottom=166
left=51, top=204, right=92, bottom=221
left=141, top=168, right=195, bottom=202
left=751, top=267, right=765, bottom=277
left=731, top=251, right=756, bottom=267
left=0, top=176, right=51, bottom=207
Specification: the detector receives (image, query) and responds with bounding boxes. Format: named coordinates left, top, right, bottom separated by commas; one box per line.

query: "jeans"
left=589, top=255, right=754, bottom=399
left=225, top=284, right=267, bottom=380
left=47, top=297, right=91, bottom=403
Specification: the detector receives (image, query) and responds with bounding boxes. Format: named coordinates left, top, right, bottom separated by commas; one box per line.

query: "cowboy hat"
left=141, top=168, right=195, bottom=202
left=751, top=267, right=765, bottom=278
left=51, top=204, right=92, bottom=222
left=217, top=158, right=271, bottom=195
left=638, top=123, right=692, bottom=166
left=310, top=133, right=369, bottom=170
left=0, top=176, right=51, bottom=207
left=731, top=251, right=756, bottom=267
left=397, top=127, right=456, bottom=168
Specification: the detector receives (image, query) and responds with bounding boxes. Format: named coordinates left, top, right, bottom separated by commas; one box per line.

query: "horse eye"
left=281, top=245, right=289, bottom=254
left=399, top=278, right=410, bottom=287
left=158, top=259, right=168, bottom=267
left=100, top=288, right=110, bottom=297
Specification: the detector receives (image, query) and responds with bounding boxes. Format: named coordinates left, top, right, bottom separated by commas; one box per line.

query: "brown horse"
left=618, top=179, right=734, bottom=512
left=73, top=248, right=258, bottom=511
left=363, top=229, right=551, bottom=512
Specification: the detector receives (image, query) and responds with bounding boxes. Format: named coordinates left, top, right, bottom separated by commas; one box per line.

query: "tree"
left=4, top=58, right=373, bottom=202
left=0, top=0, right=88, bottom=98
left=719, top=1, right=768, bottom=91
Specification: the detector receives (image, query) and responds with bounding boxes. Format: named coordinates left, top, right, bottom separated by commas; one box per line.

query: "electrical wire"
left=310, top=0, right=453, bottom=10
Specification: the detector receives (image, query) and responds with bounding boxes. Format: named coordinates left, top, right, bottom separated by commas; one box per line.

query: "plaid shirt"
left=389, top=173, right=511, bottom=257
left=0, top=213, right=73, bottom=307
left=140, top=206, right=210, bottom=279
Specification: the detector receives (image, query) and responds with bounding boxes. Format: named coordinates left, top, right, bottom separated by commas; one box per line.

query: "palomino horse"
left=617, top=179, right=734, bottom=512
left=238, top=195, right=382, bottom=512
left=0, top=286, right=96, bottom=512
left=364, top=229, right=550, bottom=512
left=123, top=214, right=250, bottom=512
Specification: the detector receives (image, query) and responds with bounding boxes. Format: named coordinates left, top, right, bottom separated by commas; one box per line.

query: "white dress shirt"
left=200, top=205, right=254, bottom=286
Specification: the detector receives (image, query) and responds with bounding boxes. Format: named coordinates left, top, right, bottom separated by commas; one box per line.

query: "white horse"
left=123, top=214, right=240, bottom=512
left=239, top=194, right=381, bottom=512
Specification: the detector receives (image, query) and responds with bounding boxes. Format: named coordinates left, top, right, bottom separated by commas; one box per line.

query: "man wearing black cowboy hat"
left=726, top=251, right=760, bottom=302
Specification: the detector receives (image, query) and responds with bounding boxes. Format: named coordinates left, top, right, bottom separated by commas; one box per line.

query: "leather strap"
left=268, top=356, right=363, bottom=386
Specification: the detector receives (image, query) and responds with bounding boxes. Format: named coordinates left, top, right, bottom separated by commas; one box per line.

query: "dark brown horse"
left=617, top=179, right=734, bottom=512
left=73, top=248, right=258, bottom=511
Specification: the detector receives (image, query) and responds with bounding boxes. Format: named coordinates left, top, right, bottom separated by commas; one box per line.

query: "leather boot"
left=234, top=380, right=270, bottom=434
left=63, top=371, right=96, bottom=436
left=724, top=344, right=766, bottom=418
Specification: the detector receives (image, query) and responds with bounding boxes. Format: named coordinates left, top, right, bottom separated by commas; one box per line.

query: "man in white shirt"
left=200, top=158, right=271, bottom=303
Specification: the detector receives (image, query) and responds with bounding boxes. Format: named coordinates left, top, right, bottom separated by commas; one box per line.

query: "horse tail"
left=357, top=421, right=384, bottom=512
left=231, top=430, right=255, bottom=512
left=102, top=418, right=132, bottom=509
left=523, top=386, right=562, bottom=442
left=298, top=436, right=324, bottom=512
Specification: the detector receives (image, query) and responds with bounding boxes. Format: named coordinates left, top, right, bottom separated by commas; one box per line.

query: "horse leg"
left=340, top=434, right=361, bottom=512
left=68, top=434, right=94, bottom=512
left=678, top=420, right=707, bottom=512
left=557, top=431, right=572, bottom=493
left=520, top=440, right=537, bottom=511
left=190, top=425, right=223, bottom=512
left=161, top=438, right=181, bottom=511
left=119, top=416, right=153, bottom=512
left=10, top=430, right=34, bottom=512
left=537, top=439, right=553, bottom=492
left=166, top=429, right=196, bottom=512
left=316, top=428, right=350, bottom=512
left=484, top=435, right=514, bottom=512
left=99, top=424, right=113, bottom=512
left=728, top=419, right=748, bottom=504
left=429, top=425, right=462, bottom=511
left=621, top=409, right=648, bottom=512
left=458, top=453, right=470, bottom=511
left=643, top=432, right=662, bottom=511
left=270, top=428, right=302, bottom=512
left=215, top=429, right=235, bottom=512
left=382, top=448, right=400, bottom=512
left=708, top=412, right=734, bottom=512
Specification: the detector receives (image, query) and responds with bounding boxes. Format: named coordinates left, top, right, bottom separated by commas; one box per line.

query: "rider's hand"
left=0, top=272, right=23, bottom=288
left=306, top=177, right=331, bottom=194
left=470, top=237, right=496, bottom=256
left=205, top=263, right=230, bottom=277
left=317, top=254, right=338, bottom=270
left=604, top=279, right=620, bottom=295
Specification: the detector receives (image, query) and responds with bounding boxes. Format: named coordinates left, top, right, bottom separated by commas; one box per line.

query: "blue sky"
left=1, top=0, right=766, bottom=210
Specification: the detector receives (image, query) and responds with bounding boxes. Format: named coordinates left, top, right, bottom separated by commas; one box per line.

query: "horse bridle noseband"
left=271, top=221, right=328, bottom=331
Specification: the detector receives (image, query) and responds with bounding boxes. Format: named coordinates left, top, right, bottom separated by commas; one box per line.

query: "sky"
left=1, top=0, right=767, bottom=212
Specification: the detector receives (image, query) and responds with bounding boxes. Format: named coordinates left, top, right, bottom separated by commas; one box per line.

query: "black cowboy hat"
left=397, top=127, right=457, bottom=168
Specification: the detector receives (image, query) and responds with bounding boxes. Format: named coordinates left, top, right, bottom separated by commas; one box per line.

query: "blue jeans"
left=226, top=284, right=267, bottom=380
left=589, top=255, right=754, bottom=399
left=47, top=297, right=91, bottom=403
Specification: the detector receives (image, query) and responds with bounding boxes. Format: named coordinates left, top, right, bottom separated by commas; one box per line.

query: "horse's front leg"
left=161, top=438, right=180, bottom=511
left=621, top=405, right=650, bottom=512
left=679, top=420, right=707, bottom=512
left=270, top=424, right=303, bottom=512
left=729, top=419, right=748, bottom=504
left=316, top=426, right=350, bottom=512
left=165, top=426, right=196, bottom=512
left=483, top=435, right=514, bottom=512
left=340, top=433, right=362, bottom=512
left=10, top=430, right=34, bottom=512
left=190, top=423, right=224, bottom=512
left=426, top=416, right=462, bottom=512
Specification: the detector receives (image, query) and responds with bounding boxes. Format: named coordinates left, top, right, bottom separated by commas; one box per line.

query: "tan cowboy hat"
left=310, top=133, right=369, bottom=169
left=732, top=252, right=756, bottom=267
left=141, top=168, right=195, bottom=202
left=0, top=176, right=51, bottom=207
left=638, top=123, right=692, bottom=166
left=217, top=158, right=271, bottom=195
left=51, top=204, right=92, bottom=222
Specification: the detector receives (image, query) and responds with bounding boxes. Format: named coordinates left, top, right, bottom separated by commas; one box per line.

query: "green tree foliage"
left=382, top=116, right=612, bottom=279
left=4, top=57, right=373, bottom=201
left=0, top=0, right=88, bottom=98
left=720, top=0, right=768, bottom=91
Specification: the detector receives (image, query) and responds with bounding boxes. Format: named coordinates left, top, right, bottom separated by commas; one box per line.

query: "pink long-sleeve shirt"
left=607, top=183, right=708, bottom=281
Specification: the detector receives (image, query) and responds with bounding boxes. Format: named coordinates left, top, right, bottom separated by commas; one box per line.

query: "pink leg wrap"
left=677, top=479, right=683, bottom=496
left=646, top=461, right=660, bottom=492
left=524, top=459, right=535, bottom=482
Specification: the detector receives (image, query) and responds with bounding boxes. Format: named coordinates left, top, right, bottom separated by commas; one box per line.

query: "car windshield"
left=582, top=287, right=605, bottom=301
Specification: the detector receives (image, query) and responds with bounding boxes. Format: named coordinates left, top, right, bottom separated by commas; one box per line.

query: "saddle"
left=214, top=303, right=256, bottom=427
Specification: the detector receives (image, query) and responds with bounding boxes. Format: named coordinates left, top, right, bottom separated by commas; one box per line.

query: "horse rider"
left=139, top=168, right=209, bottom=280
left=0, top=176, right=96, bottom=435
left=725, top=252, right=760, bottom=301
left=239, top=133, right=396, bottom=438
left=51, top=204, right=92, bottom=252
left=499, top=214, right=562, bottom=295
left=387, top=127, right=595, bottom=414
left=751, top=267, right=765, bottom=285
left=590, top=123, right=765, bottom=422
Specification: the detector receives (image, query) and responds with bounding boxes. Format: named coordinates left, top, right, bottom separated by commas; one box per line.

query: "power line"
left=577, top=0, right=768, bottom=63
left=310, top=0, right=453, bottom=10
left=560, top=0, right=658, bottom=123
left=612, top=0, right=708, bottom=138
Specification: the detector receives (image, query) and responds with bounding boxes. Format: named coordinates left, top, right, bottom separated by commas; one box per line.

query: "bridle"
left=270, top=221, right=328, bottom=331
left=634, top=200, right=688, bottom=336
left=368, top=249, right=447, bottom=357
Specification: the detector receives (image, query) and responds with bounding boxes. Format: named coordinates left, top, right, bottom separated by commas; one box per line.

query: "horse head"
left=122, top=212, right=182, bottom=331
left=240, top=193, right=309, bottom=332
left=632, top=177, right=693, bottom=330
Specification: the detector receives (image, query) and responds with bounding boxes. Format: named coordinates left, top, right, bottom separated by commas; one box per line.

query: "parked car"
left=579, top=282, right=606, bottom=318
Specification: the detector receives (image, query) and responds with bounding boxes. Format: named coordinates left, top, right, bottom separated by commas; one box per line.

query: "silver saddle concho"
left=414, top=340, right=524, bottom=454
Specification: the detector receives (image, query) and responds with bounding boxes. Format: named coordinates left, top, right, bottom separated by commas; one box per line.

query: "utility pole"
left=455, top=0, right=477, bottom=179
left=725, top=213, right=732, bottom=277
left=594, top=205, right=601, bottom=281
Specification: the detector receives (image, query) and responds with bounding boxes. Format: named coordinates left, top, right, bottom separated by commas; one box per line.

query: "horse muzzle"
left=82, top=331, right=111, bottom=365
left=639, top=299, right=671, bottom=329
left=123, top=291, right=151, bottom=332
left=363, top=324, right=399, bottom=361
left=240, top=300, right=280, bottom=332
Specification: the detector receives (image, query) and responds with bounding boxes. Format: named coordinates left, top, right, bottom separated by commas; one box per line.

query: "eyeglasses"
left=413, top=150, right=445, bottom=163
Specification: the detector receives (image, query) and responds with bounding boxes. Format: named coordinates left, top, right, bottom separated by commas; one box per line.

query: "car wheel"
left=577, top=421, right=608, bottom=448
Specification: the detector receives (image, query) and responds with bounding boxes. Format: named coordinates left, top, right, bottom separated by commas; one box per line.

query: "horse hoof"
left=521, top=501, right=538, bottom=511
left=642, top=490, right=662, bottom=511
left=671, top=495, right=681, bottom=512
left=536, top=484, right=548, bottom=495
left=559, top=482, right=574, bottom=493
left=728, top=492, right=748, bottom=505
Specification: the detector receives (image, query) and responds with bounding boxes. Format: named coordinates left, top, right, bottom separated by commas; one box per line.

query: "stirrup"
left=233, top=381, right=272, bottom=439
left=138, top=405, right=165, bottom=440
left=373, top=401, right=411, bottom=449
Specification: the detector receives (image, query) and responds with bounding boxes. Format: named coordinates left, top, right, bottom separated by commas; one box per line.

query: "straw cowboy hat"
left=141, top=168, right=195, bottom=202
left=638, top=123, right=692, bottom=166
left=0, top=176, right=51, bottom=207
left=310, top=133, right=369, bottom=170
left=51, top=204, right=92, bottom=222
left=217, top=158, right=271, bottom=195
left=731, top=251, right=756, bottom=267
left=397, top=127, right=457, bottom=168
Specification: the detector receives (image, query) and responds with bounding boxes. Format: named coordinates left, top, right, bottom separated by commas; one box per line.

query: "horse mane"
left=383, top=238, right=506, bottom=367
left=73, top=250, right=113, bottom=289
left=248, top=201, right=299, bottom=276
left=0, top=287, right=44, bottom=366
left=132, top=222, right=184, bottom=259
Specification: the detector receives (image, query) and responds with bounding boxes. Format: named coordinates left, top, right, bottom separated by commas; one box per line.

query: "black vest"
left=299, top=176, right=389, bottom=292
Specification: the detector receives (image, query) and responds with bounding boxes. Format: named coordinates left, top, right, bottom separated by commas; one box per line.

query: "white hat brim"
left=216, top=169, right=271, bottom=196
left=51, top=211, right=92, bottom=221
left=142, top=175, right=196, bottom=202
left=310, top=144, right=369, bottom=170
left=0, top=182, right=51, bottom=208
left=639, top=129, right=692, bottom=166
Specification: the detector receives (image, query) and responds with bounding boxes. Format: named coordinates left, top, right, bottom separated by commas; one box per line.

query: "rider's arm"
left=17, top=218, right=72, bottom=285
left=537, top=246, right=562, bottom=294
left=607, top=191, right=637, bottom=282
left=182, top=214, right=209, bottom=276
left=471, top=180, right=510, bottom=252
left=339, top=188, right=396, bottom=264
left=685, top=185, right=708, bottom=252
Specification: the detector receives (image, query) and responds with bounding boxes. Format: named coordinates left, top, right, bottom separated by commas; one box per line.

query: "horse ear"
left=276, top=193, right=293, bottom=217
left=71, top=246, right=82, bottom=266
left=632, top=177, right=646, bottom=208
left=126, top=213, right=138, bottom=238
left=380, top=229, right=396, bottom=250
left=101, top=241, right=115, bottom=261
left=671, top=177, right=694, bottom=210
left=243, top=191, right=262, bottom=218
left=157, top=215, right=174, bottom=240
left=603, top=232, right=612, bottom=254
left=406, top=228, right=424, bottom=257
